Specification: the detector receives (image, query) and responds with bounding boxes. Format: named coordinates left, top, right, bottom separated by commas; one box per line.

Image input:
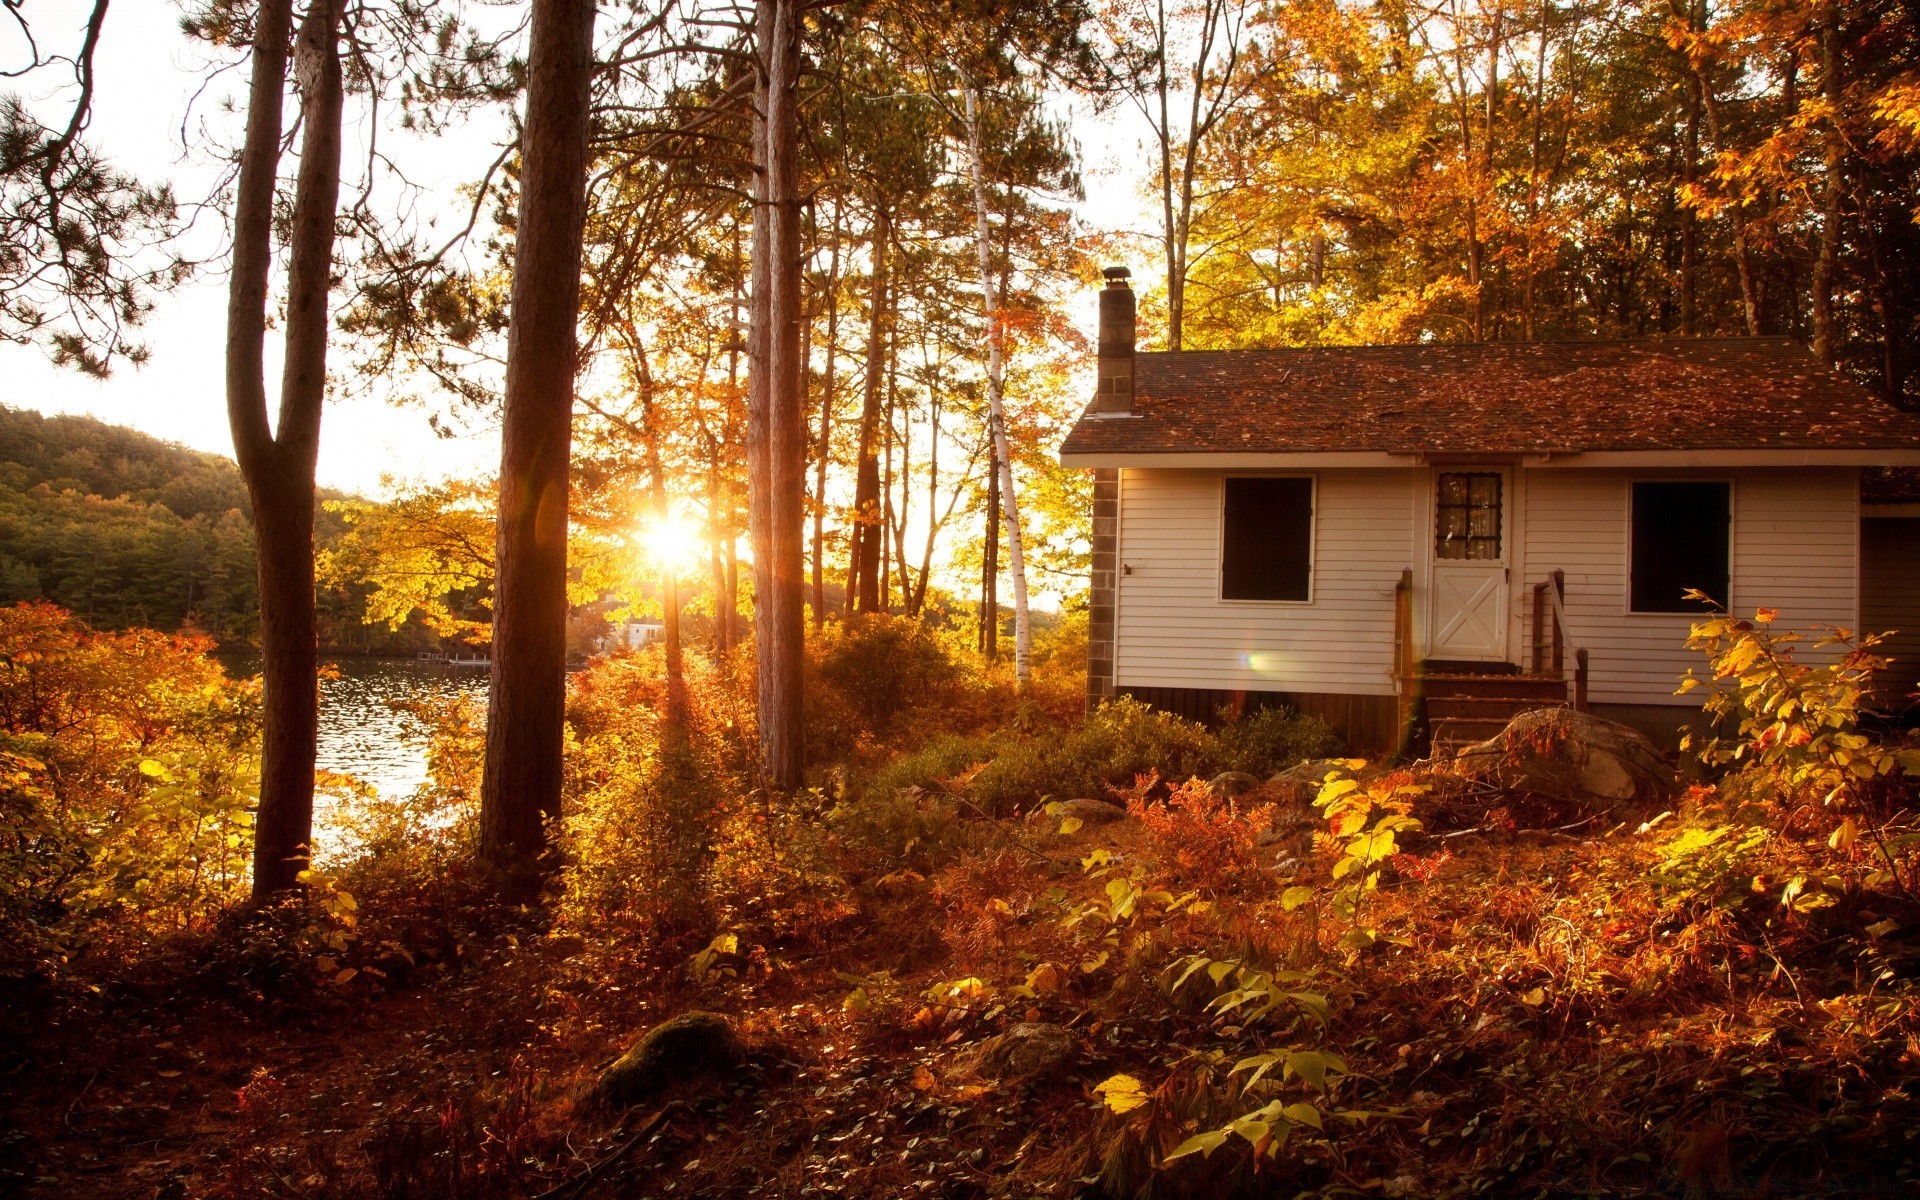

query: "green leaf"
left=1281, top=1102, right=1323, bottom=1129
left=1281, top=885, right=1315, bottom=911
left=1163, top=1129, right=1230, bottom=1161
left=1284, top=1050, right=1346, bottom=1093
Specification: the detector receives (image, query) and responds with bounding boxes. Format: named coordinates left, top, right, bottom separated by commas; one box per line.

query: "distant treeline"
left=0, top=405, right=433, bottom=652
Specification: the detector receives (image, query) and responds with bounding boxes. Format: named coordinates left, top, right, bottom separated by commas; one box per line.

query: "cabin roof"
left=1059, top=337, right=1920, bottom=459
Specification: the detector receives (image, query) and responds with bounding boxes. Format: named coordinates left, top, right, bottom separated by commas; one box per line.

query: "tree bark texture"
left=479, top=0, right=597, bottom=885
left=847, top=202, right=889, bottom=614
left=748, top=0, right=806, bottom=789
left=811, top=207, right=840, bottom=625
left=961, top=81, right=1032, bottom=687
left=1812, top=17, right=1843, bottom=368
left=226, top=0, right=343, bottom=901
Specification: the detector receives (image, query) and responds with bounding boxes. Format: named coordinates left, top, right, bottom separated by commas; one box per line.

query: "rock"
left=593, top=1011, right=744, bottom=1108
left=966, top=1022, right=1075, bottom=1082
left=1057, top=797, right=1127, bottom=825
left=1450, top=708, right=1674, bottom=811
left=1208, top=771, right=1262, bottom=798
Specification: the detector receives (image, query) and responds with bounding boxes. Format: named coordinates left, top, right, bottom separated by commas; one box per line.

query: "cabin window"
left=1434, top=472, right=1503, bottom=560
left=1221, top=476, right=1313, bottom=601
left=1630, top=481, right=1730, bottom=613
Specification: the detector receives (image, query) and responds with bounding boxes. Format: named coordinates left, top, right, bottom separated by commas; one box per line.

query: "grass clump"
left=852, top=697, right=1340, bottom=821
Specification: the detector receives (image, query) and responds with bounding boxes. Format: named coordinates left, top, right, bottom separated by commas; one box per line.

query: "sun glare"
left=640, top=514, right=705, bottom=572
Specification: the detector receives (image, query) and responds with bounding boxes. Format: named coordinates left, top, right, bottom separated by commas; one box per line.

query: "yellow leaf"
left=333, top=967, right=358, bottom=986
left=1519, top=987, right=1546, bottom=1007
left=1058, top=816, right=1084, bottom=836
left=1026, top=963, right=1064, bottom=994
left=1095, top=1074, right=1150, bottom=1114
left=1830, top=818, right=1858, bottom=850
left=912, top=1065, right=937, bottom=1092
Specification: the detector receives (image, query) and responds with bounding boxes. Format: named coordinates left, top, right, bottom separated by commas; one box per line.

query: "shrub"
left=857, top=698, right=1225, bottom=817
left=1122, top=772, right=1275, bottom=894
left=1212, top=704, right=1341, bottom=778
left=0, top=603, right=262, bottom=983
left=807, top=614, right=967, bottom=759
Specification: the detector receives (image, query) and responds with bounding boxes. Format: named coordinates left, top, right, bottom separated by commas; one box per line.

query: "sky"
left=0, top=3, right=1157, bottom=499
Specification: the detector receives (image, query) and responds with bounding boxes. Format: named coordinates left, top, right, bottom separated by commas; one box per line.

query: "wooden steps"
left=1417, top=671, right=1570, bottom=754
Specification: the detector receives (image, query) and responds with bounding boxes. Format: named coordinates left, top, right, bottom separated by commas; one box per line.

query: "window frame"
left=1624, top=477, right=1736, bottom=617
left=1433, top=469, right=1506, bottom=562
left=1216, top=473, right=1318, bottom=606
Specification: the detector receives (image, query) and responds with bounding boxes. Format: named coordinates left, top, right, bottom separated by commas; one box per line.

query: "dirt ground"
left=6, top=811, right=1918, bottom=1199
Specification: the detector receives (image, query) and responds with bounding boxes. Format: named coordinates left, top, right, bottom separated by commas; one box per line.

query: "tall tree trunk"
left=982, top=441, right=999, bottom=659
left=848, top=202, right=890, bottom=613
left=884, top=334, right=909, bottom=611
left=226, top=0, right=343, bottom=901
left=1812, top=17, right=1843, bottom=367
left=706, top=453, right=732, bottom=655
left=747, top=0, right=806, bottom=789
left=961, top=80, right=1032, bottom=688
left=812, top=204, right=841, bottom=625
left=1686, top=1, right=1762, bottom=336
left=637, top=356, right=685, bottom=726
left=911, top=393, right=940, bottom=616
left=1154, top=0, right=1180, bottom=350
left=479, top=0, right=597, bottom=885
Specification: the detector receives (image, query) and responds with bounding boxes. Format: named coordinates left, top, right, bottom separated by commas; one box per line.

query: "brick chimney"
left=1091, top=266, right=1135, bottom=415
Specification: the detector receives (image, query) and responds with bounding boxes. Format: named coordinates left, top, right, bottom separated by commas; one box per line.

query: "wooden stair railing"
left=1529, top=569, right=1589, bottom=712
left=1392, top=568, right=1419, bottom=758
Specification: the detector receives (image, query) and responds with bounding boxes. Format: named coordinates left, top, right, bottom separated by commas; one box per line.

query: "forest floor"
left=7, top=793, right=1920, bottom=1199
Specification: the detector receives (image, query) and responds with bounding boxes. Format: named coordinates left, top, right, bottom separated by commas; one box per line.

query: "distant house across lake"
left=1062, top=268, right=1920, bottom=754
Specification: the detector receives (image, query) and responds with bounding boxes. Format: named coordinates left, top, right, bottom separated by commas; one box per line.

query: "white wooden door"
left=1427, top=469, right=1511, bottom=663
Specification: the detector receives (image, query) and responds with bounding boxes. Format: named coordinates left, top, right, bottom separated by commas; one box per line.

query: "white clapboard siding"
left=1114, top=468, right=1416, bottom=696
left=1521, top=469, right=1859, bottom=706
left=1861, top=517, right=1920, bottom=705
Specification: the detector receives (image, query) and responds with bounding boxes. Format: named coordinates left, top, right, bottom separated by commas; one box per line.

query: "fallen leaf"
left=912, top=1065, right=937, bottom=1092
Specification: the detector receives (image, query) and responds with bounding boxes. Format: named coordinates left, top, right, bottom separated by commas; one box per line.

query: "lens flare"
left=640, top=514, right=704, bottom=572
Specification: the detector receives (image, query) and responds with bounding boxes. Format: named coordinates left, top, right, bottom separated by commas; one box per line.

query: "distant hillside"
left=0, top=406, right=401, bottom=649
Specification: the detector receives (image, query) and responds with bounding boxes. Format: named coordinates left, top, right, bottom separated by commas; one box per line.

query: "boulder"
left=966, top=1022, right=1075, bottom=1082
left=1057, top=797, right=1128, bottom=825
left=1450, top=708, right=1673, bottom=811
left=1208, top=771, right=1263, bottom=798
left=593, top=1011, right=745, bottom=1108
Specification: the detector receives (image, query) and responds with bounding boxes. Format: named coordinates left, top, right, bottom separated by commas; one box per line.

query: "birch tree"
left=960, top=78, right=1033, bottom=688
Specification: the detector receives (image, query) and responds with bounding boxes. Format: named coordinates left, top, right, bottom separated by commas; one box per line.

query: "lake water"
left=219, top=654, right=490, bottom=800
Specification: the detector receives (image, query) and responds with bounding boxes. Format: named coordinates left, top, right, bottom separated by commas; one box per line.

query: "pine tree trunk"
left=961, top=80, right=1032, bottom=688
left=848, top=202, right=889, bottom=614
left=1812, top=19, right=1843, bottom=368
left=812, top=206, right=840, bottom=625
left=479, top=0, right=597, bottom=886
left=747, top=0, right=806, bottom=789
left=226, top=0, right=343, bottom=901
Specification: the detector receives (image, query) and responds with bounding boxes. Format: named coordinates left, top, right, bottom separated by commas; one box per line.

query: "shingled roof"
left=1059, top=337, right=1920, bottom=460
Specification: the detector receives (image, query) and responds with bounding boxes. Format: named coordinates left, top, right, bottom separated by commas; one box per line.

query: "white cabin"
left=1061, top=270, right=1920, bottom=752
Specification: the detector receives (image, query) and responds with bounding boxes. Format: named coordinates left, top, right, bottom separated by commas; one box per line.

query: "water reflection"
left=218, top=653, right=488, bottom=801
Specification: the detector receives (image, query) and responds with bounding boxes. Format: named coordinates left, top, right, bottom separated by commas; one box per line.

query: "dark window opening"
left=1631, top=481, right=1730, bottom=613
left=1435, top=472, right=1503, bottom=560
left=1222, top=477, right=1313, bottom=601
